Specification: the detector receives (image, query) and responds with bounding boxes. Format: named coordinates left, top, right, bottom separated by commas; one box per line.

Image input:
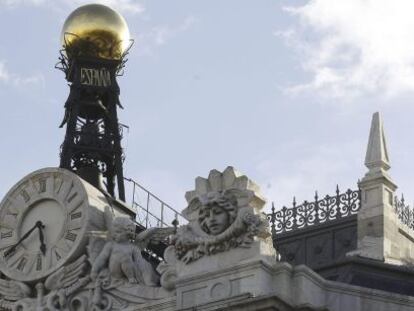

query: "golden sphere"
left=61, top=4, right=130, bottom=60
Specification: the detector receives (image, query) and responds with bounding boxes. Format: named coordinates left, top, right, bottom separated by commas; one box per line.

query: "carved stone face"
left=199, top=204, right=230, bottom=235
left=111, top=226, right=129, bottom=242
left=111, top=218, right=135, bottom=242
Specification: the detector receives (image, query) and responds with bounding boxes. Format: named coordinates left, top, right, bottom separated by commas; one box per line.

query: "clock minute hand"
left=4, top=221, right=43, bottom=257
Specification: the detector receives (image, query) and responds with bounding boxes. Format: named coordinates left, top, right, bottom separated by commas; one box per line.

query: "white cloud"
left=0, top=61, right=45, bottom=88
left=0, top=63, right=10, bottom=83
left=134, top=16, right=197, bottom=55
left=279, top=0, right=414, bottom=99
left=2, top=0, right=144, bottom=14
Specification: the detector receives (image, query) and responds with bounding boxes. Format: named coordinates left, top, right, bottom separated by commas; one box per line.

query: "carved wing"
left=135, top=227, right=175, bottom=249
left=0, top=278, right=31, bottom=301
left=87, top=233, right=107, bottom=264
left=103, top=205, right=115, bottom=230
left=44, top=255, right=88, bottom=291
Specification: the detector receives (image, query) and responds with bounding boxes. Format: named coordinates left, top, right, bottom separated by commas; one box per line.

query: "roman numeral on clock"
left=54, top=178, right=64, bottom=194
left=67, top=191, right=78, bottom=203
left=37, top=178, right=47, bottom=193
left=70, top=212, right=82, bottom=220
left=36, top=254, right=42, bottom=271
left=20, top=189, right=30, bottom=203
left=16, top=257, right=27, bottom=271
left=65, top=231, right=77, bottom=242
left=1, top=231, right=13, bottom=239
left=54, top=249, right=62, bottom=261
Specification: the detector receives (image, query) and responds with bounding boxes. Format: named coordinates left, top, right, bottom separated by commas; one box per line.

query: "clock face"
left=0, top=168, right=89, bottom=282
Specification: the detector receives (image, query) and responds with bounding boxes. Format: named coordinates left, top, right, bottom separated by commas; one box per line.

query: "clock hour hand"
left=4, top=221, right=43, bottom=257
left=37, top=222, right=46, bottom=255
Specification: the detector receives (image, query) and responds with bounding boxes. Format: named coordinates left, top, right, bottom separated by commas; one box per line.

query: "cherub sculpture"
left=90, top=217, right=174, bottom=286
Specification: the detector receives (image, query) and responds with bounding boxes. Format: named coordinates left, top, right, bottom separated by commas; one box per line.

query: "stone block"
left=176, top=258, right=276, bottom=309
left=176, top=238, right=276, bottom=278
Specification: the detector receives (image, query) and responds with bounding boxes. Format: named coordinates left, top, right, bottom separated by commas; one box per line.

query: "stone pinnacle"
left=365, top=112, right=390, bottom=172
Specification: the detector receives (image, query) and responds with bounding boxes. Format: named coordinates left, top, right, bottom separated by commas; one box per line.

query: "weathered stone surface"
left=174, top=260, right=414, bottom=311
left=365, top=112, right=390, bottom=173
left=4, top=162, right=414, bottom=311
left=174, top=167, right=272, bottom=266
left=0, top=168, right=174, bottom=311
left=349, top=113, right=414, bottom=265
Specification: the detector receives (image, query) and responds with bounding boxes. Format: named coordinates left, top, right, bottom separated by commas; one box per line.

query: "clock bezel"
left=0, top=168, right=90, bottom=282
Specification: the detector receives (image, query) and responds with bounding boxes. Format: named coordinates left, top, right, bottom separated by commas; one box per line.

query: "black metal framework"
left=56, top=38, right=131, bottom=201
left=124, top=177, right=186, bottom=228
left=268, top=186, right=361, bottom=235
left=394, top=194, right=414, bottom=230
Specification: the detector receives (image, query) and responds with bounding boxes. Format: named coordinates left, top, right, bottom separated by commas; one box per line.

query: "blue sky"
left=1, top=0, right=414, bottom=213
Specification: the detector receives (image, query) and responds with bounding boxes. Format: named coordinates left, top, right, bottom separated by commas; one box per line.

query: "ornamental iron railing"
left=267, top=186, right=361, bottom=235
left=124, top=177, right=186, bottom=228
left=394, top=194, right=414, bottom=230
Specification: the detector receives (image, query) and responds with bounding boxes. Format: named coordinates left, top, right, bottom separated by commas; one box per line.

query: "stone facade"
left=349, top=112, right=414, bottom=265
left=1, top=113, right=414, bottom=311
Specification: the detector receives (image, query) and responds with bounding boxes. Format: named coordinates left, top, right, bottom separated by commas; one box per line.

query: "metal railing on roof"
left=394, top=194, right=414, bottom=230
left=124, top=177, right=186, bottom=228
left=267, top=185, right=361, bottom=235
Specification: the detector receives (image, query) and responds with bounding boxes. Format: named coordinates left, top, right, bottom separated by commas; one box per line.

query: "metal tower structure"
left=57, top=54, right=127, bottom=201
left=55, top=5, right=133, bottom=202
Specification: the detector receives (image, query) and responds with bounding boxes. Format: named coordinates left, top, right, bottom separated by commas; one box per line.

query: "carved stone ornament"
left=172, top=166, right=270, bottom=264
left=0, top=168, right=174, bottom=311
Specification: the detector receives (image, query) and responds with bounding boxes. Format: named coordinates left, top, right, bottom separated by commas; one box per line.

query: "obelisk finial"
left=364, top=112, right=390, bottom=173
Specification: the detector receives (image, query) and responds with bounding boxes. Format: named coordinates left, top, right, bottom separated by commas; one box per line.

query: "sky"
left=1, top=0, right=414, bottom=217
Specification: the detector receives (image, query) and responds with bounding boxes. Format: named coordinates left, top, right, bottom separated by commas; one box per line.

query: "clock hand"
left=4, top=221, right=43, bottom=257
left=37, top=222, right=46, bottom=255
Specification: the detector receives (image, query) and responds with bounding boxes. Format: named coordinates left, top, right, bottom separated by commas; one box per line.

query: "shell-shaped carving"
left=183, top=166, right=266, bottom=220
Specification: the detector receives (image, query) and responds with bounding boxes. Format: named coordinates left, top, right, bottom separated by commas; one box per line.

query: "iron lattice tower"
left=57, top=51, right=128, bottom=201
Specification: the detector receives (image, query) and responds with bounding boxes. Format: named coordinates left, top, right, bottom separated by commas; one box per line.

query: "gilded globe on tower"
left=60, top=4, right=131, bottom=60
